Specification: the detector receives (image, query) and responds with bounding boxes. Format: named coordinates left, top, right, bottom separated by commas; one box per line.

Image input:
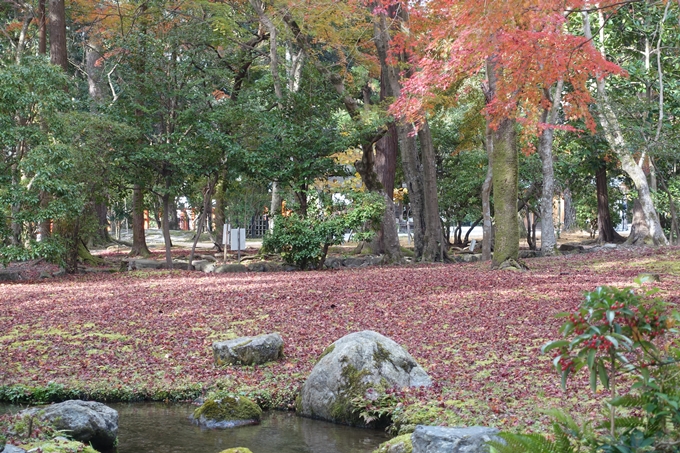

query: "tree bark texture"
left=538, top=80, right=563, bottom=256
left=398, top=124, right=425, bottom=258
left=85, top=42, right=104, bottom=102
left=491, top=117, right=519, bottom=267
left=482, top=123, right=494, bottom=261
left=582, top=12, right=667, bottom=246
left=374, top=9, right=443, bottom=261
left=563, top=186, right=576, bottom=232
left=486, top=57, right=519, bottom=267
left=48, top=0, right=68, bottom=71
left=595, top=164, right=624, bottom=244
left=373, top=124, right=402, bottom=262
left=130, top=185, right=150, bottom=257
left=417, top=121, right=446, bottom=261
left=94, top=200, right=110, bottom=244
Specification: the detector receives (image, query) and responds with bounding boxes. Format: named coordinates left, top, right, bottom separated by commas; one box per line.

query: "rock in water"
left=411, top=426, right=501, bottom=453
left=298, top=330, right=431, bottom=426
left=20, top=400, right=118, bottom=451
left=192, top=396, right=262, bottom=429
left=213, top=333, right=284, bottom=366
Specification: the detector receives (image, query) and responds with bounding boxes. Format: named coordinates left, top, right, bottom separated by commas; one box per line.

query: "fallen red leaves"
left=1, top=247, right=679, bottom=432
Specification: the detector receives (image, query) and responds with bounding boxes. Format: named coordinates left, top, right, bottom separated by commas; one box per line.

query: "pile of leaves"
left=1, top=246, right=679, bottom=433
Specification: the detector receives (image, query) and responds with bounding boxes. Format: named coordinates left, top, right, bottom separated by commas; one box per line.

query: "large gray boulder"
left=21, top=400, right=118, bottom=451
left=298, top=330, right=431, bottom=426
left=2, top=445, right=26, bottom=453
left=213, top=333, right=284, bottom=366
left=411, top=426, right=501, bottom=453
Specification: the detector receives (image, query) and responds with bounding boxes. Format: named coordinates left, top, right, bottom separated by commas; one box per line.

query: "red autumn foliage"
left=387, top=0, right=625, bottom=136
left=1, top=247, right=679, bottom=431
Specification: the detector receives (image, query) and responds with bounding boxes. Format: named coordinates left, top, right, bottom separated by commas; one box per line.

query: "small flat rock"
left=213, top=333, right=284, bottom=366
left=412, top=425, right=501, bottom=453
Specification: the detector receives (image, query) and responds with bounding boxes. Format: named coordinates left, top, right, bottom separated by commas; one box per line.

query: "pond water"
left=1, top=402, right=390, bottom=453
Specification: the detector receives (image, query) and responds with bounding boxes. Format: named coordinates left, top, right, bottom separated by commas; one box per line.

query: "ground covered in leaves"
left=2, top=246, right=680, bottom=433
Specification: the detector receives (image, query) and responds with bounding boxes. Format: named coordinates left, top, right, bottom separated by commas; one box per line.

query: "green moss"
left=218, top=448, right=254, bottom=453
left=20, top=439, right=98, bottom=453
left=400, top=247, right=416, bottom=258
left=318, top=344, right=335, bottom=361
left=329, top=363, right=370, bottom=426
left=373, top=342, right=392, bottom=365
left=193, top=396, right=262, bottom=422
left=372, top=434, right=413, bottom=453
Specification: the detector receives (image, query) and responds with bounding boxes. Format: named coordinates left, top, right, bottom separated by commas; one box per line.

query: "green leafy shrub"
left=263, top=191, right=384, bottom=269
left=0, top=237, right=67, bottom=267
left=490, top=276, right=680, bottom=453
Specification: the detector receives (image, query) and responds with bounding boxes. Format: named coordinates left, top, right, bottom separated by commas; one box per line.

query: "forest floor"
left=2, top=238, right=680, bottom=434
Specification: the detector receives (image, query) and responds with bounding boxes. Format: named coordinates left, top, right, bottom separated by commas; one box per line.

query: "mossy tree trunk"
left=491, top=116, right=519, bottom=268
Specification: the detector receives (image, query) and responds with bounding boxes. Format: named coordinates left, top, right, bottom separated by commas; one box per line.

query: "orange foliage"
left=385, top=0, right=625, bottom=138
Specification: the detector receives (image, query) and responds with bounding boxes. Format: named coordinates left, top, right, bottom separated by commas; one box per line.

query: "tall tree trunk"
left=168, top=198, right=179, bottom=230
left=491, top=117, right=519, bottom=267
left=417, top=121, right=446, bottom=261
left=161, top=191, right=173, bottom=268
left=486, top=58, right=519, bottom=267
left=583, top=12, right=667, bottom=246
left=130, top=185, right=150, bottom=257
left=538, top=80, right=563, bottom=256
left=48, top=0, right=68, bottom=71
left=94, top=200, right=110, bottom=244
left=399, top=125, right=426, bottom=258
left=595, top=164, right=624, bottom=243
left=10, top=164, right=22, bottom=245
left=373, top=124, right=402, bottom=263
left=563, top=185, right=576, bottom=232
left=481, top=123, right=494, bottom=261
left=85, top=41, right=104, bottom=102
left=373, top=7, right=445, bottom=261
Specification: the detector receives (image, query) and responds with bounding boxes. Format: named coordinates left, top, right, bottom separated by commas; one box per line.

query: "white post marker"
left=469, top=239, right=477, bottom=253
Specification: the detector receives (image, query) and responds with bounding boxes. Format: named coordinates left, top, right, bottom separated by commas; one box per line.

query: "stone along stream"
left=2, top=402, right=390, bottom=453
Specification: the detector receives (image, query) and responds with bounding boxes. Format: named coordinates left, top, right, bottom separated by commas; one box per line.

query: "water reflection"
left=112, top=403, right=388, bottom=453
left=1, top=402, right=388, bottom=452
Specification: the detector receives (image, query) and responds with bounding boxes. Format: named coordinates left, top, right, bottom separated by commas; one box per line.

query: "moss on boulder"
left=218, top=449, right=254, bottom=453
left=298, top=331, right=431, bottom=427
left=19, top=437, right=99, bottom=453
left=192, top=395, right=262, bottom=429
left=372, top=434, right=413, bottom=453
